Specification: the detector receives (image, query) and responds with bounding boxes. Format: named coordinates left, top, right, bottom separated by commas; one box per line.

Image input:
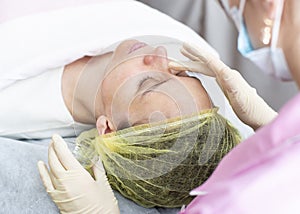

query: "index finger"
left=182, top=42, right=232, bottom=78
left=169, top=61, right=215, bottom=77
left=52, top=134, right=83, bottom=170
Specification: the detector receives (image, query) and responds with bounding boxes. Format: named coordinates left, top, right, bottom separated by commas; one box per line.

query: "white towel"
left=0, top=0, right=216, bottom=90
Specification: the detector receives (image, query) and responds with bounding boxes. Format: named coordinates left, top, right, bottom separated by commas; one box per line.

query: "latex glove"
left=169, top=43, right=277, bottom=130
left=37, top=134, right=119, bottom=214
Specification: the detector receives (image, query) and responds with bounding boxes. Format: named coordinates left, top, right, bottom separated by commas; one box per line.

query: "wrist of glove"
left=37, top=134, right=120, bottom=214
left=215, top=67, right=278, bottom=130
left=169, top=43, right=277, bottom=130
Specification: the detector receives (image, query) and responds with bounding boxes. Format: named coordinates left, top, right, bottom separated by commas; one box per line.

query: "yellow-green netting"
left=74, top=108, right=241, bottom=208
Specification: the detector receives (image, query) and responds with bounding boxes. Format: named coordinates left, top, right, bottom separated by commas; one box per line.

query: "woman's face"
left=100, top=40, right=212, bottom=130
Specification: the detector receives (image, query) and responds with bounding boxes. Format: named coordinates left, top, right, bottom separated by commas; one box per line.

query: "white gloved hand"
left=37, top=134, right=119, bottom=214
left=169, top=43, right=278, bottom=130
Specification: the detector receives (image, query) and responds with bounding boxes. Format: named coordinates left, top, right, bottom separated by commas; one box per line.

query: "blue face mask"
left=237, top=21, right=254, bottom=56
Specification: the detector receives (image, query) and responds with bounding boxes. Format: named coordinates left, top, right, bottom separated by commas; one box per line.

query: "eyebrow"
left=136, top=76, right=170, bottom=96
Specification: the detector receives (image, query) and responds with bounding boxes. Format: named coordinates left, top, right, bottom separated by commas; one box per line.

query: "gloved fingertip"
left=37, top=161, right=48, bottom=175
left=52, top=134, right=63, bottom=143
left=182, top=41, right=192, bottom=48
left=93, top=160, right=106, bottom=180
left=52, top=134, right=68, bottom=150
left=37, top=160, right=44, bottom=165
left=37, top=161, right=43, bottom=169
left=168, top=61, right=181, bottom=68
left=94, top=160, right=105, bottom=171
left=168, top=61, right=190, bottom=74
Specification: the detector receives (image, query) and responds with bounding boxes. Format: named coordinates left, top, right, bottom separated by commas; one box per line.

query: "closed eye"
left=136, top=75, right=170, bottom=96
left=137, top=76, right=159, bottom=91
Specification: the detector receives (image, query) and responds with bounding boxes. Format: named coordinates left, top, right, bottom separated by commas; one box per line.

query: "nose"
left=143, top=46, right=169, bottom=71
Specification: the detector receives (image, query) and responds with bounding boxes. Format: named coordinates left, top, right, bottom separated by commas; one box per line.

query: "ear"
left=96, top=115, right=116, bottom=135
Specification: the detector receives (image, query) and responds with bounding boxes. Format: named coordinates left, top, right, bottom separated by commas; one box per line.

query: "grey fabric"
left=0, top=137, right=179, bottom=214
left=0, top=137, right=58, bottom=213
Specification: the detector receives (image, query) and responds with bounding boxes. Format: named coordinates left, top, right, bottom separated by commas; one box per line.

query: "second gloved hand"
left=37, top=134, right=119, bottom=214
left=169, top=43, right=277, bottom=130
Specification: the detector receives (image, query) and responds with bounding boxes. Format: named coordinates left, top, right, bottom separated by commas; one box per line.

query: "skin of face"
left=97, top=39, right=212, bottom=134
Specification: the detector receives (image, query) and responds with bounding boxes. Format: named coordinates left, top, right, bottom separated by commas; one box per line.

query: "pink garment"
left=180, top=92, right=300, bottom=214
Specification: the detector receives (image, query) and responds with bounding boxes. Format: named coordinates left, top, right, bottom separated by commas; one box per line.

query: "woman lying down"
left=34, top=37, right=250, bottom=213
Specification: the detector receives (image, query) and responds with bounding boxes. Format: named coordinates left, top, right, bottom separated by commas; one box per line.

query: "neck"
left=279, top=0, right=300, bottom=87
left=62, top=52, right=113, bottom=124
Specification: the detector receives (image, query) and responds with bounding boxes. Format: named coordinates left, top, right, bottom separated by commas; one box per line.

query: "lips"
left=128, top=42, right=147, bottom=54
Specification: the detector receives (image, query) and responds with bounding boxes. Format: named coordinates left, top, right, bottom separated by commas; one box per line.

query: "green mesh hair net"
left=74, top=108, right=241, bottom=208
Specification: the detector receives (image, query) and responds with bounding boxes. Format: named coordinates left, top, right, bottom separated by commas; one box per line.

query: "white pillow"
left=0, top=0, right=215, bottom=90
left=0, top=0, right=107, bottom=24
